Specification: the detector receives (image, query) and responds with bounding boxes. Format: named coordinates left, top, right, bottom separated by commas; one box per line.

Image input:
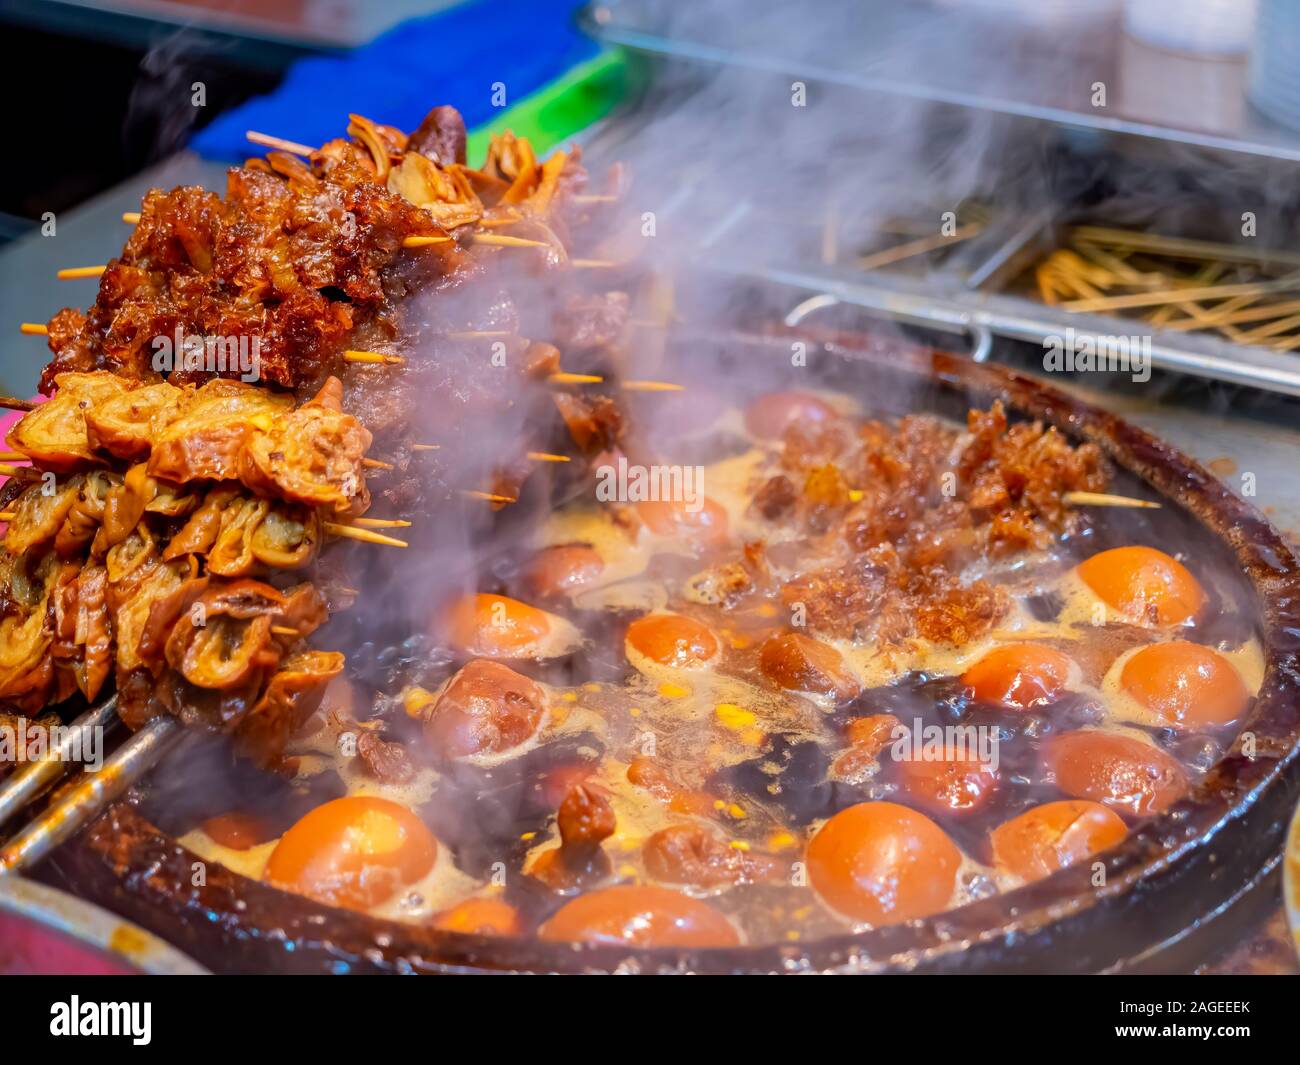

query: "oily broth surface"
left=181, top=395, right=1264, bottom=939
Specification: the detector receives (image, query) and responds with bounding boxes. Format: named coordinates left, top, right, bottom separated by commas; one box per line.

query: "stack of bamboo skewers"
left=1031, top=226, right=1300, bottom=352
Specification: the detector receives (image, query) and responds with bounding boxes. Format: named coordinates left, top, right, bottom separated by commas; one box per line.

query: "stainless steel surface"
left=0, top=697, right=120, bottom=830
left=0, top=874, right=206, bottom=974
left=585, top=0, right=1300, bottom=163
left=735, top=259, right=1300, bottom=399
left=0, top=716, right=181, bottom=874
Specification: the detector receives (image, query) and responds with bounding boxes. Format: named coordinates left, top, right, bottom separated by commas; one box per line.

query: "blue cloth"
left=190, top=0, right=597, bottom=162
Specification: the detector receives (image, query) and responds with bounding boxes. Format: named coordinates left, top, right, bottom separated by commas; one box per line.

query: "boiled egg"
left=265, top=796, right=438, bottom=912
left=961, top=642, right=1077, bottom=709
left=446, top=592, right=581, bottom=659
left=989, top=799, right=1126, bottom=884
left=806, top=801, right=962, bottom=925
left=538, top=884, right=742, bottom=947
left=1075, top=546, right=1206, bottom=627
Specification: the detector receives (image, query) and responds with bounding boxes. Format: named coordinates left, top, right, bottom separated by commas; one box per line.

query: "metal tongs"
left=0, top=697, right=182, bottom=873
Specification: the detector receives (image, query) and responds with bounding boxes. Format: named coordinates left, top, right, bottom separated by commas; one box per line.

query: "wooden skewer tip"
left=1062, top=491, right=1161, bottom=510
left=57, top=266, right=107, bottom=280
left=621, top=380, right=685, bottom=393
left=246, top=130, right=316, bottom=157
left=350, top=517, right=412, bottom=529
left=343, top=349, right=405, bottom=366
left=323, top=521, right=409, bottom=548
left=548, top=371, right=604, bottom=385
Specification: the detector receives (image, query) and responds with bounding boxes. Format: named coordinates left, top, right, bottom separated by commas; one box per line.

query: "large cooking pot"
left=51, top=328, right=1300, bottom=973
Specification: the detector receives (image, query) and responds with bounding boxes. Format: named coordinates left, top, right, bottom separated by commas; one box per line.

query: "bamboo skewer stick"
left=459, top=490, right=517, bottom=504
left=1062, top=491, right=1161, bottom=510
left=402, top=235, right=453, bottom=248
left=411, top=443, right=441, bottom=452
left=1149, top=262, right=1227, bottom=330
left=270, top=626, right=299, bottom=637
left=0, top=397, right=37, bottom=412
left=857, top=223, right=983, bottom=272
left=246, top=130, right=316, bottom=156
left=1233, top=312, right=1300, bottom=344
left=472, top=233, right=547, bottom=248
left=1071, top=241, right=1151, bottom=287
left=343, top=349, right=405, bottom=366
left=350, top=517, right=412, bottom=529
left=548, top=371, right=603, bottom=385
left=0, top=512, right=14, bottom=522
left=0, top=464, right=37, bottom=479
left=1161, top=297, right=1300, bottom=331
left=57, top=265, right=107, bottom=280
left=1062, top=274, right=1300, bottom=313
left=19, top=323, right=47, bottom=336
left=526, top=451, right=571, bottom=463
left=0, top=451, right=27, bottom=462
left=323, top=522, right=408, bottom=548
left=360, top=458, right=394, bottom=470
left=122, top=211, right=141, bottom=224
left=1071, top=226, right=1300, bottom=269
left=621, top=380, right=685, bottom=392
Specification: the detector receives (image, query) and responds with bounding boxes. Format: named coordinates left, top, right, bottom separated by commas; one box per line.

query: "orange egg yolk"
left=896, top=747, right=999, bottom=817
left=526, top=544, right=604, bottom=598
left=990, top=800, right=1126, bottom=883
left=806, top=801, right=962, bottom=924
left=1047, top=730, right=1187, bottom=817
left=961, top=643, right=1074, bottom=709
left=1076, top=545, right=1206, bottom=626
left=744, top=391, right=839, bottom=440
left=1119, top=640, right=1248, bottom=730
left=448, top=593, right=554, bottom=657
left=539, top=885, right=741, bottom=947
left=635, top=497, right=729, bottom=547
left=265, top=796, right=438, bottom=912
left=626, top=613, right=719, bottom=668
left=201, top=812, right=273, bottom=851
left=431, top=897, right=524, bottom=936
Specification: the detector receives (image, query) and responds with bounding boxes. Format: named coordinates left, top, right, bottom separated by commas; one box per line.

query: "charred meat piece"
left=406, top=105, right=469, bottom=167
left=528, top=782, right=616, bottom=892
left=552, top=291, right=629, bottom=352
left=643, top=824, right=786, bottom=888
left=553, top=392, right=624, bottom=455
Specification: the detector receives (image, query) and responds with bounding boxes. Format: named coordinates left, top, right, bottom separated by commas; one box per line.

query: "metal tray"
left=580, top=1, right=1300, bottom=399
